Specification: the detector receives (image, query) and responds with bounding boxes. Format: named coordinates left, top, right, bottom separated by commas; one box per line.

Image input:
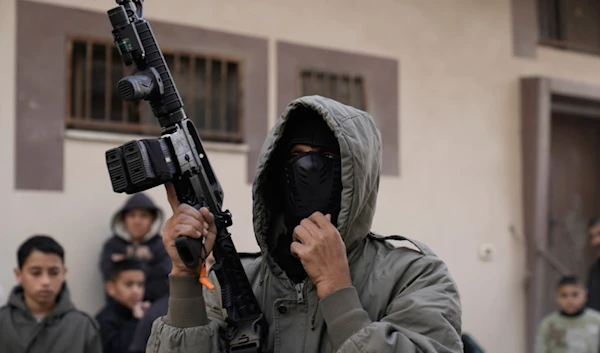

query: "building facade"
left=2, top=0, right=600, bottom=352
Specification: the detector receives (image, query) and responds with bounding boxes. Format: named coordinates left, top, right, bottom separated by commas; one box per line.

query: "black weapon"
left=103, top=1, right=267, bottom=351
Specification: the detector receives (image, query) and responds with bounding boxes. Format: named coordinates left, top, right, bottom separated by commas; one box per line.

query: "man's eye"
left=323, top=152, right=336, bottom=159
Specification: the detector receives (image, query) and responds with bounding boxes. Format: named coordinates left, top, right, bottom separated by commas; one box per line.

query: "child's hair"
left=556, top=275, right=582, bottom=289
left=17, top=235, right=65, bottom=269
left=108, top=259, right=145, bottom=282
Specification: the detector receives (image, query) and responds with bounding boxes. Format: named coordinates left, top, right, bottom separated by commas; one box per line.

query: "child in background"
left=95, top=259, right=149, bottom=353
left=100, top=193, right=171, bottom=303
left=0, top=235, right=101, bottom=353
left=535, top=275, right=600, bottom=353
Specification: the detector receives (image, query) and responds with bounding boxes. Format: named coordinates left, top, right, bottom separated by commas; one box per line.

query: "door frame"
left=521, top=76, right=600, bottom=351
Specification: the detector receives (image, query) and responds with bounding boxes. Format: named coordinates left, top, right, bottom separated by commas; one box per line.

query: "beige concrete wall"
left=0, top=0, right=18, bottom=306
left=4, top=0, right=600, bottom=352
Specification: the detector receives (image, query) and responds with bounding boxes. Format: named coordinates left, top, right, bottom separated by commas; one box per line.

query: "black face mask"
left=268, top=108, right=342, bottom=283
left=283, top=151, right=342, bottom=230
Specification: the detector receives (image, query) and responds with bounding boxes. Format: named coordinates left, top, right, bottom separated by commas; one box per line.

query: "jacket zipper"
left=295, top=282, right=305, bottom=304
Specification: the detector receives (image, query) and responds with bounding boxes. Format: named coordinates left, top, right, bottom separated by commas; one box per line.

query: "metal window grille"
left=299, top=69, right=367, bottom=111
left=67, top=38, right=243, bottom=142
left=538, top=0, right=600, bottom=55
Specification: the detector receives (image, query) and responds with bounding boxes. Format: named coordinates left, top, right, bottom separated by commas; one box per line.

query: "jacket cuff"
left=165, top=274, right=208, bottom=328
left=319, top=286, right=372, bottom=350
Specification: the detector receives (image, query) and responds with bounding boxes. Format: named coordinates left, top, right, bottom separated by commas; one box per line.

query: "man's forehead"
left=284, top=117, right=337, bottom=151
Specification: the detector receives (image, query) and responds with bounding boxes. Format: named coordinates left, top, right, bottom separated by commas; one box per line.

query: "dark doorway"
left=543, top=112, right=600, bottom=317
left=521, top=77, right=600, bottom=352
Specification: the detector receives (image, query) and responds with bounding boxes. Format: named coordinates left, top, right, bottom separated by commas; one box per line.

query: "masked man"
left=147, top=96, right=463, bottom=353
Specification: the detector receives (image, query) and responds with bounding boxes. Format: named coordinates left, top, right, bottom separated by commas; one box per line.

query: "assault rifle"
left=103, top=1, right=267, bottom=351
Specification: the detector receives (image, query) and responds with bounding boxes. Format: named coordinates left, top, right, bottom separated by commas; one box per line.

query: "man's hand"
left=291, top=212, right=352, bottom=299
left=163, top=182, right=217, bottom=276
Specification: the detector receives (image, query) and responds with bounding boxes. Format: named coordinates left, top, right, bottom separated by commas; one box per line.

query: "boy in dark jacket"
left=96, top=259, right=148, bottom=353
left=0, top=235, right=101, bottom=353
left=100, top=193, right=171, bottom=302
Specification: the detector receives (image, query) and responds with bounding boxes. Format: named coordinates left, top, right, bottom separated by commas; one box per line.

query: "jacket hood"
left=8, top=283, right=75, bottom=319
left=111, top=193, right=164, bottom=242
left=252, top=95, right=382, bottom=259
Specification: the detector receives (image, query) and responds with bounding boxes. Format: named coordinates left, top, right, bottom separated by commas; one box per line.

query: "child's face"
left=106, top=270, right=145, bottom=309
left=124, top=209, right=155, bottom=242
left=590, top=224, right=600, bottom=248
left=556, top=284, right=586, bottom=314
left=14, top=250, right=66, bottom=306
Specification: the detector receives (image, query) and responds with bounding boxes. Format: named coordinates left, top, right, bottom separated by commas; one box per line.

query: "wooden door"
left=543, top=113, right=600, bottom=316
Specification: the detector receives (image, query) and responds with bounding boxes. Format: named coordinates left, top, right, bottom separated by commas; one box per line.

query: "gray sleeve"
left=145, top=274, right=224, bottom=353
left=319, top=255, right=463, bottom=353
left=146, top=318, right=222, bottom=353
left=164, top=274, right=208, bottom=328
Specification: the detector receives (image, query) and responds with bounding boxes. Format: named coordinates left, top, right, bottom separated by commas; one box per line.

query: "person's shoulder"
left=145, top=234, right=163, bottom=243
left=94, top=304, right=118, bottom=323
left=366, top=233, right=458, bottom=289
left=0, top=303, right=11, bottom=319
left=0, top=292, right=19, bottom=321
left=64, top=308, right=100, bottom=332
left=584, top=308, right=600, bottom=321
left=367, top=233, right=443, bottom=266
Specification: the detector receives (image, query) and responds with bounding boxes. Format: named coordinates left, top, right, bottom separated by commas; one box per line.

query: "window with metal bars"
left=538, top=0, right=600, bottom=55
left=67, top=38, right=243, bottom=142
left=299, top=70, right=366, bottom=111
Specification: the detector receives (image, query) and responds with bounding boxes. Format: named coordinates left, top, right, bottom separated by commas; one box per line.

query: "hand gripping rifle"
left=103, top=1, right=267, bottom=352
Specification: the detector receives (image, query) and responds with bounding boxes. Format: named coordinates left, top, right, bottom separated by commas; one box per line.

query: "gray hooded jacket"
left=146, top=96, right=463, bottom=353
left=0, top=284, right=102, bottom=353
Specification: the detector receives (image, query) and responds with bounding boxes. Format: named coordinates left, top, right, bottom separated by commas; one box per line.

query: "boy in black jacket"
left=96, top=260, right=148, bottom=353
left=99, top=193, right=171, bottom=302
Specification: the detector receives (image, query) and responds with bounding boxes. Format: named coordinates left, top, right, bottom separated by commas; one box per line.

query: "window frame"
left=537, top=0, right=600, bottom=56
left=65, top=34, right=245, bottom=143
